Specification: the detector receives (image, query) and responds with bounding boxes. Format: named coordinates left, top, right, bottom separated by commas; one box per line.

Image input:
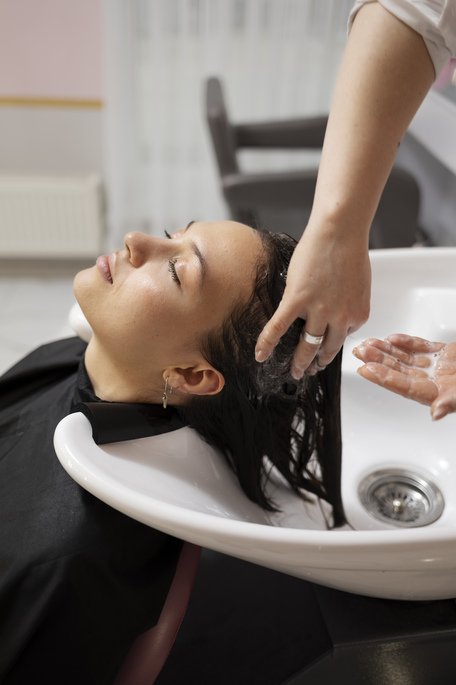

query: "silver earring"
left=162, top=377, right=173, bottom=409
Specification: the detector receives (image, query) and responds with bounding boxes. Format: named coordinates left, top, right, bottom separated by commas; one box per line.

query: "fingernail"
left=255, top=348, right=269, bottom=363
left=291, top=367, right=304, bottom=381
left=431, top=405, right=446, bottom=421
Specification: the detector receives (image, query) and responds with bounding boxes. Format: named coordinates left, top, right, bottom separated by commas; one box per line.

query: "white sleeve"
left=348, top=0, right=456, bottom=76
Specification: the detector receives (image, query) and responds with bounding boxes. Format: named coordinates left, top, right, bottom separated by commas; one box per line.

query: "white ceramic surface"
left=55, top=248, right=456, bottom=601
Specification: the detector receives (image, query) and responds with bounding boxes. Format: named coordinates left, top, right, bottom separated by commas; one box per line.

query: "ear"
left=165, top=363, right=225, bottom=398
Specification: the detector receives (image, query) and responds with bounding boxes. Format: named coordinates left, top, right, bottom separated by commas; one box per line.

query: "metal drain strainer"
left=358, top=469, right=444, bottom=527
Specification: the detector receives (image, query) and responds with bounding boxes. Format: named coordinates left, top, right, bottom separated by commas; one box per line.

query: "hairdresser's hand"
left=353, top=334, right=456, bottom=421
left=255, top=224, right=371, bottom=379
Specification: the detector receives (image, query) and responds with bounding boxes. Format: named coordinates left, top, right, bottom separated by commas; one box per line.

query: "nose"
left=124, top=231, right=169, bottom=267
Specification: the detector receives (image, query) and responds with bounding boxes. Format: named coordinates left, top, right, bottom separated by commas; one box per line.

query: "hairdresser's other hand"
left=353, top=334, right=456, bottom=421
left=255, top=223, right=371, bottom=379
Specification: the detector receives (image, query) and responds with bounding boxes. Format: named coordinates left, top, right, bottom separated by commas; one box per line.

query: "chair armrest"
left=222, top=170, right=318, bottom=209
left=233, top=116, right=328, bottom=149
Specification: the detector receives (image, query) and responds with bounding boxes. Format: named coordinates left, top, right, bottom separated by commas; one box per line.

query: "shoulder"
left=1, top=337, right=87, bottom=382
left=0, top=337, right=88, bottom=412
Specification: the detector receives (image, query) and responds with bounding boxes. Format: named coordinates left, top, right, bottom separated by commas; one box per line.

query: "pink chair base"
left=114, top=543, right=201, bottom=685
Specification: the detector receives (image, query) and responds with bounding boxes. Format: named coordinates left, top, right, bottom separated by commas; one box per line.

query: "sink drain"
left=358, top=469, right=444, bottom=527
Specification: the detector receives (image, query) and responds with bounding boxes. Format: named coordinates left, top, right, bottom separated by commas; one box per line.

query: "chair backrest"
left=206, top=76, right=239, bottom=177
left=205, top=75, right=421, bottom=247
left=205, top=76, right=326, bottom=237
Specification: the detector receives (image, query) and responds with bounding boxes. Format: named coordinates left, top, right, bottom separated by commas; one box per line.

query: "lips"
left=96, top=255, right=113, bottom=284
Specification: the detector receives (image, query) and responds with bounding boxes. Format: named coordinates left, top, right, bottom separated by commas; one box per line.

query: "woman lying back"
left=0, top=220, right=343, bottom=684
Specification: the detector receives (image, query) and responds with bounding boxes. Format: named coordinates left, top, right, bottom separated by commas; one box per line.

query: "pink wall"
left=0, top=0, right=103, bottom=100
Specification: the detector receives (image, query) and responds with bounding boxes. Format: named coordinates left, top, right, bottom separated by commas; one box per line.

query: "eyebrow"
left=184, top=221, right=207, bottom=286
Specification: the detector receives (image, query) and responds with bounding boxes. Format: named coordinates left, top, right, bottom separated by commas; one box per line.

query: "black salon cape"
left=0, top=337, right=182, bottom=685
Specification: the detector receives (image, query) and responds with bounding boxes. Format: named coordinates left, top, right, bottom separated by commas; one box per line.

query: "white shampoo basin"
left=55, top=248, right=456, bottom=601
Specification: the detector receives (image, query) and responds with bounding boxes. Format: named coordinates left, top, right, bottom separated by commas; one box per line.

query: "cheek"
left=129, top=274, right=198, bottom=336
left=114, top=280, right=175, bottom=346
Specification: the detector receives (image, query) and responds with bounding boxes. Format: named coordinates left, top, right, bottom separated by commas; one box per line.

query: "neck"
left=84, top=337, right=164, bottom=404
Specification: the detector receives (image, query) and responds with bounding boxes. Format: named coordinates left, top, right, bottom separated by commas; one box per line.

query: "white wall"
left=0, top=0, right=103, bottom=176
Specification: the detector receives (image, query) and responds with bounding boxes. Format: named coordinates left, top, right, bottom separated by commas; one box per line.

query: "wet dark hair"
left=179, top=230, right=345, bottom=527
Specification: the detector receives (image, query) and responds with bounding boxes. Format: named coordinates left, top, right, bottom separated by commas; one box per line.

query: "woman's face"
left=74, top=221, right=263, bottom=375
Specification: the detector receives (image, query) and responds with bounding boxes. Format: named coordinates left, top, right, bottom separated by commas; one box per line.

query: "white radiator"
left=0, top=175, right=104, bottom=258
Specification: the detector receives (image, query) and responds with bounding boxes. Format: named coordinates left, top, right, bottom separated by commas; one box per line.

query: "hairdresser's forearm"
left=309, top=2, right=435, bottom=240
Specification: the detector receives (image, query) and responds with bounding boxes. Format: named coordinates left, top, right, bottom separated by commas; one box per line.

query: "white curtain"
left=103, top=0, right=352, bottom=246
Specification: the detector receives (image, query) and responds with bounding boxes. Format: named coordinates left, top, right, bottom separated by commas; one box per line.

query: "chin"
left=73, top=267, right=99, bottom=328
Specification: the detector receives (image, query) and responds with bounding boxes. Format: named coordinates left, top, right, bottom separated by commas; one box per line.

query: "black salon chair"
left=206, top=76, right=421, bottom=248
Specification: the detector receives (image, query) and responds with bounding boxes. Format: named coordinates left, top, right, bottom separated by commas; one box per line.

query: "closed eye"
left=168, top=258, right=181, bottom=286
left=164, top=231, right=181, bottom=285
left=164, top=223, right=204, bottom=289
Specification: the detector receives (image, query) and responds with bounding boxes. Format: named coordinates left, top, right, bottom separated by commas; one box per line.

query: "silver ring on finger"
left=300, top=330, right=325, bottom=346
